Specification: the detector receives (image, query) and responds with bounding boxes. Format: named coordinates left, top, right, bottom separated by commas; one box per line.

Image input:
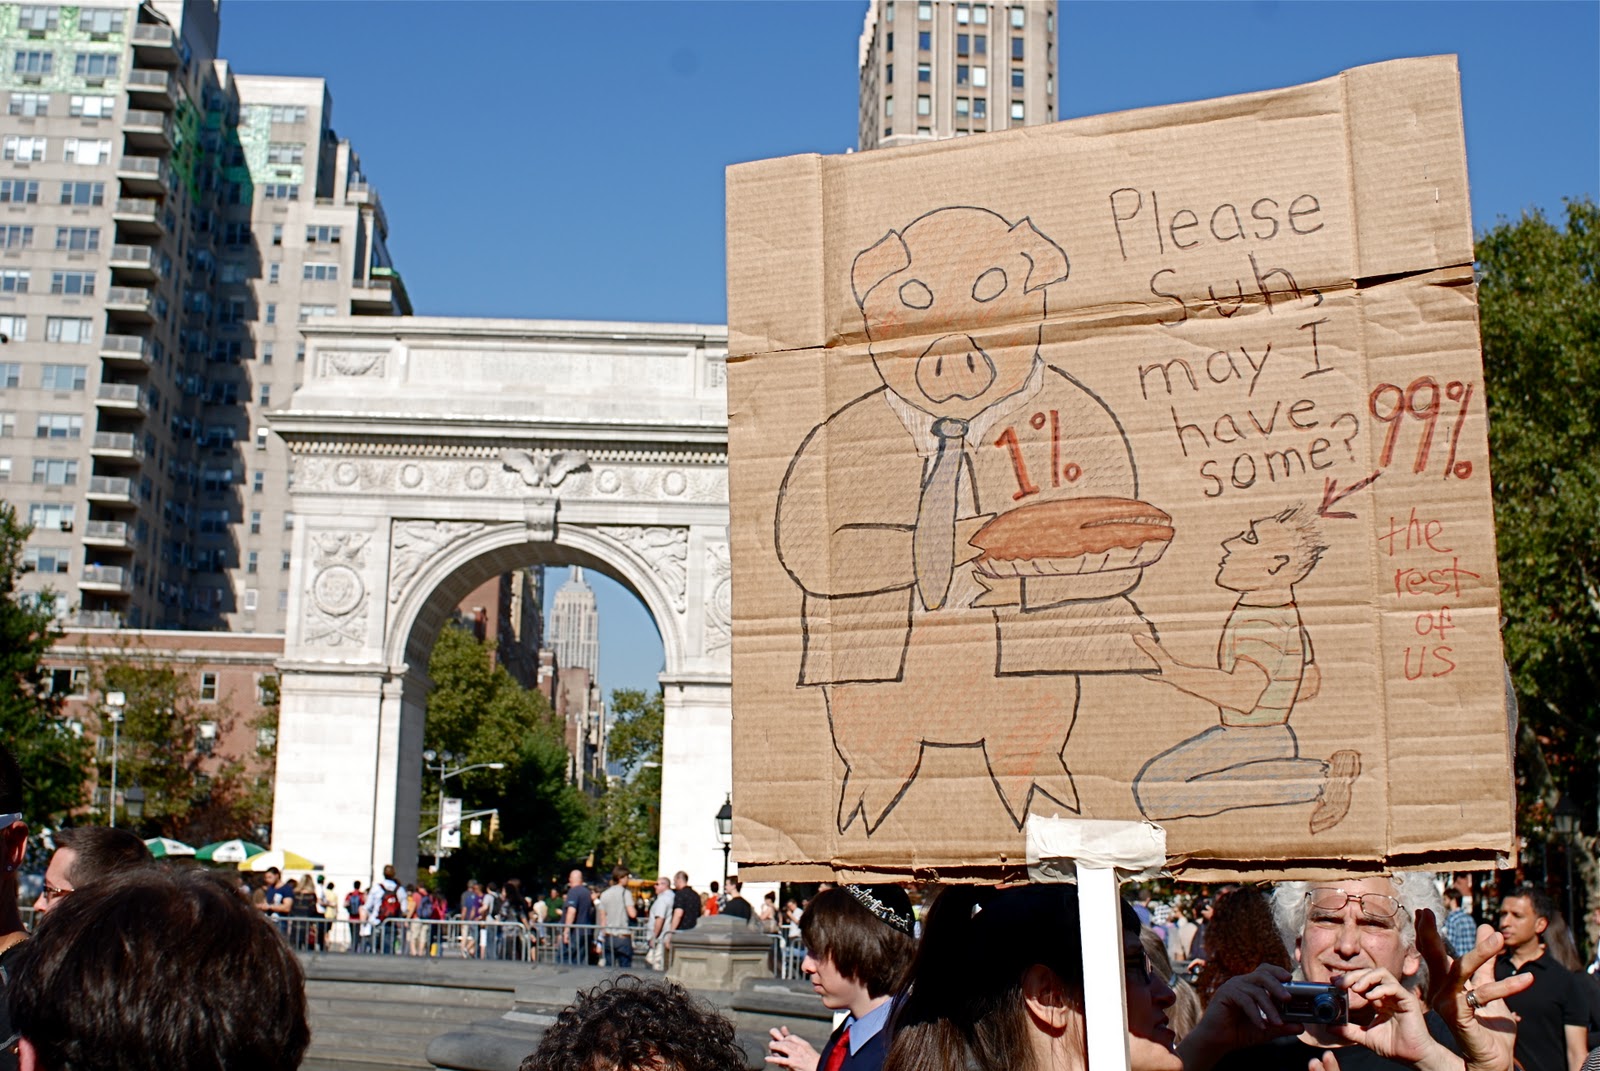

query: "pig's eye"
left=899, top=280, right=934, bottom=310
left=972, top=267, right=1007, bottom=302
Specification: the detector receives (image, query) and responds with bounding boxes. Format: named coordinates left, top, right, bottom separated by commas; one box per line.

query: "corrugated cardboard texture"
left=726, top=57, right=1512, bottom=881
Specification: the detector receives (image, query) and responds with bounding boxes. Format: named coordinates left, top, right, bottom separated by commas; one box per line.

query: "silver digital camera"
left=1281, top=981, right=1348, bottom=1025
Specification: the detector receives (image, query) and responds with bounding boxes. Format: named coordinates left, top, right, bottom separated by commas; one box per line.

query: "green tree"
left=86, top=647, right=270, bottom=842
left=595, top=688, right=663, bottom=877
left=0, top=503, right=88, bottom=824
left=423, top=625, right=596, bottom=891
left=1478, top=199, right=1600, bottom=859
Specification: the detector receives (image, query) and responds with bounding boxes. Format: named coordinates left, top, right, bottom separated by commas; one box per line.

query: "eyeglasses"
left=40, top=882, right=73, bottom=904
left=0, top=812, right=22, bottom=830
left=1306, top=888, right=1401, bottom=921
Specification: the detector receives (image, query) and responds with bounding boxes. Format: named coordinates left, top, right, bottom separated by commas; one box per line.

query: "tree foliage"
left=0, top=503, right=87, bottom=824
left=86, top=646, right=271, bottom=843
left=424, top=625, right=596, bottom=893
left=1478, top=198, right=1600, bottom=834
left=596, top=688, right=664, bottom=877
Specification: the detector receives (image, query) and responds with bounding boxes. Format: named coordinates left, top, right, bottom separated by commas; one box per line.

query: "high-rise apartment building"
left=0, top=0, right=406, bottom=631
left=546, top=565, right=599, bottom=677
left=858, top=0, right=1057, bottom=151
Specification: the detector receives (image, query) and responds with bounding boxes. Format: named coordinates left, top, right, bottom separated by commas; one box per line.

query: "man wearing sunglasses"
left=1, top=745, right=31, bottom=1071
left=1182, top=874, right=1531, bottom=1071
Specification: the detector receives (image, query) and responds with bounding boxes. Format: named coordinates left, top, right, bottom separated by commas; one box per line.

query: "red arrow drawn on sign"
left=1318, top=471, right=1383, bottom=519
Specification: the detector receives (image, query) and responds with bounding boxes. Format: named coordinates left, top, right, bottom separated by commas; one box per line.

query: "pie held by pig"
left=970, top=497, right=1174, bottom=578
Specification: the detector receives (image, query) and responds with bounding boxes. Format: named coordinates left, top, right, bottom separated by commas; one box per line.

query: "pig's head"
left=851, top=207, right=1070, bottom=422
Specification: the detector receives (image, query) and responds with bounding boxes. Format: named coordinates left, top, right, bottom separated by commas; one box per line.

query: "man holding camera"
left=1180, top=874, right=1529, bottom=1071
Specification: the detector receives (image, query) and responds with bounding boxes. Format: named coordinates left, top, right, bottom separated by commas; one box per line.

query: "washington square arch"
left=267, top=316, right=733, bottom=888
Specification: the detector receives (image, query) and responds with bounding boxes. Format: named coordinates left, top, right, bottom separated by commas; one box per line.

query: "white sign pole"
left=1076, top=862, right=1132, bottom=1071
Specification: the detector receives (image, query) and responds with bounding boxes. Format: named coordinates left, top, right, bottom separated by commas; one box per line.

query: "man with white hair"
left=1180, top=874, right=1530, bottom=1071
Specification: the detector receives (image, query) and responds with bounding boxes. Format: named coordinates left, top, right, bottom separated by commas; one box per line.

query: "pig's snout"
left=915, top=334, right=996, bottom=404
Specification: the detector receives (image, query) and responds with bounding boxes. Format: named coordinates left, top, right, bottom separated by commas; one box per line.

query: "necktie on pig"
left=914, top=416, right=968, bottom=611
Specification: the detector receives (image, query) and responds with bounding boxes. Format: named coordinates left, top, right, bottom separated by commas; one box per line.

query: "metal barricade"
left=271, top=915, right=347, bottom=953
left=770, top=932, right=807, bottom=979
left=376, top=917, right=532, bottom=961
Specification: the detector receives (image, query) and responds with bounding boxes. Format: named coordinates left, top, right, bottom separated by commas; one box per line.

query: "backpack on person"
left=345, top=890, right=363, bottom=919
left=377, top=882, right=402, bottom=921
left=418, top=892, right=437, bottom=919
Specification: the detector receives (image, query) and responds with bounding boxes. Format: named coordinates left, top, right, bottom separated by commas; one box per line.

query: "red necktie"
left=823, top=1026, right=851, bottom=1071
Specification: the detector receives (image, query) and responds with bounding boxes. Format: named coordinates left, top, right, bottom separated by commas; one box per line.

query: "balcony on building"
left=99, top=331, right=153, bottom=368
left=82, top=520, right=137, bottom=550
left=108, top=243, right=158, bottom=283
left=104, top=288, right=156, bottom=325
left=94, top=383, right=148, bottom=416
left=79, top=564, right=133, bottom=595
left=115, top=155, right=169, bottom=196
left=131, top=23, right=179, bottom=67
left=71, top=608, right=125, bottom=629
left=123, top=109, right=174, bottom=152
left=85, top=476, right=136, bottom=505
left=89, top=431, right=144, bottom=463
left=125, top=68, right=177, bottom=110
left=350, top=266, right=412, bottom=316
left=112, top=197, right=163, bottom=237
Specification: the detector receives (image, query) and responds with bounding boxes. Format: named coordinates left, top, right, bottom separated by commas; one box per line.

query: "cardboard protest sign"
left=726, top=57, right=1513, bottom=881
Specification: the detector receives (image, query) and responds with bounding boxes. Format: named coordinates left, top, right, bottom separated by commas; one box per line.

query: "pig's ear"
left=851, top=230, right=911, bottom=309
left=1009, top=217, right=1070, bottom=292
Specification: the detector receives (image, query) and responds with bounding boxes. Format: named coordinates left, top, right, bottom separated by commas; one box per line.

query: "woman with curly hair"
left=1193, top=888, right=1293, bottom=1006
left=520, top=975, right=747, bottom=1071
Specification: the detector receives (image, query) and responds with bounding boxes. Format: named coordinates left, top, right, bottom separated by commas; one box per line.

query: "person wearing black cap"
left=767, top=884, right=917, bottom=1071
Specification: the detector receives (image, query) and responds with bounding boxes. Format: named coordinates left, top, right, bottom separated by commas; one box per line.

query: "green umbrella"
left=143, top=837, right=196, bottom=859
left=194, top=839, right=267, bottom=864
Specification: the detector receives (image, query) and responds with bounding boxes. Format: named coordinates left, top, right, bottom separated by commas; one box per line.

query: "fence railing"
left=372, top=917, right=534, bottom=961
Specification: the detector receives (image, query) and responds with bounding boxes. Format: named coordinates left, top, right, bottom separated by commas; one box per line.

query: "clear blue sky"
left=220, top=0, right=1599, bottom=702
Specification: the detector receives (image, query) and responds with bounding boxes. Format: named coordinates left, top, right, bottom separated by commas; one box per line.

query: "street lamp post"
left=422, top=749, right=506, bottom=872
left=714, top=795, right=733, bottom=888
left=105, top=691, right=125, bottom=827
left=1553, top=793, right=1581, bottom=930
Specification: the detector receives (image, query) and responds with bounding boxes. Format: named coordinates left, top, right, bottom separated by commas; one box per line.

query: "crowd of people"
left=6, top=740, right=1600, bottom=1071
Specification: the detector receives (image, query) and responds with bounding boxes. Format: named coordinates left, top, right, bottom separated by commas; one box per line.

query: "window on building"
left=59, top=180, right=104, bottom=205
left=295, top=343, right=306, bottom=362
left=222, top=221, right=251, bottom=246
left=264, top=303, right=276, bottom=324
left=956, top=64, right=969, bottom=85
left=1010, top=5, right=1025, bottom=26
left=0, top=226, right=33, bottom=250
left=0, top=271, right=27, bottom=294
left=199, top=672, right=218, bottom=702
left=254, top=427, right=269, bottom=449
left=283, top=511, right=295, bottom=531
left=3, top=136, right=47, bottom=162
left=31, top=458, right=77, bottom=485
left=262, top=184, right=299, bottom=201
left=50, top=271, right=94, bottom=295
left=0, top=413, right=13, bottom=437
left=298, top=304, right=336, bottom=321
left=1012, top=68, right=1025, bottom=89
left=306, top=224, right=342, bottom=244
left=0, top=363, right=18, bottom=389
left=302, top=262, right=338, bottom=282
left=885, top=31, right=893, bottom=49
left=885, top=96, right=894, bottom=118
left=973, top=97, right=988, bottom=119
left=12, top=52, right=53, bottom=77
left=885, top=62, right=892, bottom=81
left=957, top=33, right=969, bottom=55
left=45, top=668, right=89, bottom=697
left=39, top=364, right=86, bottom=390
left=45, top=316, right=92, bottom=343
left=27, top=502, right=74, bottom=529
left=266, top=142, right=304, bottom=165
left=281, top=550, right=291, bottom=570
left=249, top=510, right=261, bottom=534
left=68, top=94, right=114, bottom=118
left=251, top=470, right=264, bottom=492
left=268, top=262, right=280, bottom=284
left=259, top=385, right=270, bottom=406
left=270, top=224, right=283, bottom=246
left=6, top=92, right=47, bottom=117
left=72, top=53, right=119, bottom=79
left=62, top=139, right=110, bottom=165
left=260, top=343, right=273, bottom=364
left=917, top=63, right=931, bottom=82
left=277, top=590, right=288, bottom=612
left=0, top=457, right=11, bottom=480
left=268, top=104, right=308, bottom=124
left=79, top=8, right=125, bottom=33
left=243, top=588, right=258, bottom=612
left=1011, top=36, right=1024, bottom=59
left=973, top=64, right=988, bottom=87
left=956, top=97, right=970, bottom=118
left=918, top=2, right=932, bottom=18
left=917, top=95, right=931, bottom=116
left=1011, top=100, right=1025, bottom=120
left=957, top=3, right=971, bottom=23
left=0, top=180, right=38, bottom=205
left=198, top=509, right=230, bottom=534
left=918, top=30, right=930, bottom=49
left=975, top=33, right=986, bottom=53
left=246, top=551, right=258, bottom=574
left=200, top=466, right=234, bottom=492
left=16, top=7, right=60, bottom=32
left=35, top=413, right=82, bottom=439
left=54, top=227, right=99, bottom=252
left=0, top=315, right=26, bottom=341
